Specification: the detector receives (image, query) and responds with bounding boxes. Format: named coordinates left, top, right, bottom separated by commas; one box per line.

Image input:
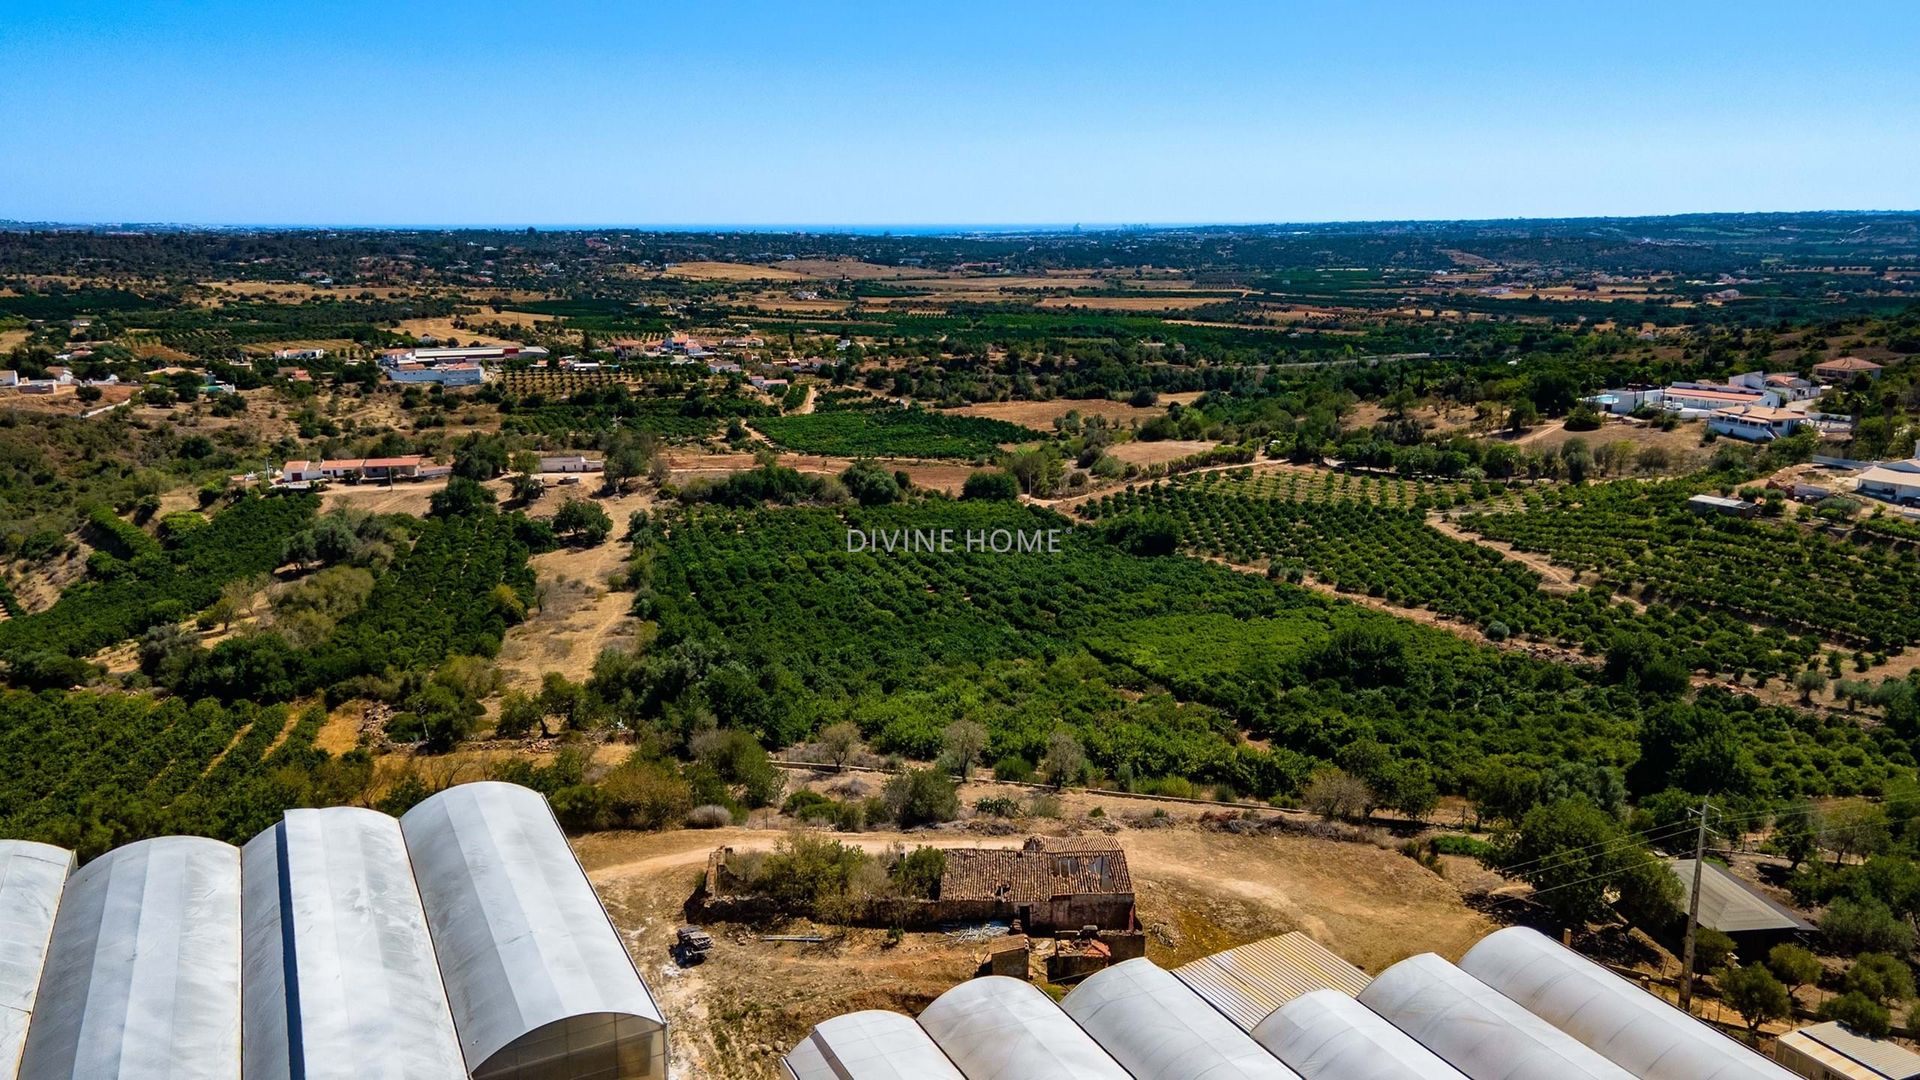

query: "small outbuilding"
left=1670, top=858, right=1815, bottom=954
left=1775, top=1021, right=1920, bottom=1080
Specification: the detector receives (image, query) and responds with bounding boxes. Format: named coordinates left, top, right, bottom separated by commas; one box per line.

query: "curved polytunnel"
left=1251, top=989, right=1468, bottom=1080
left=1458, top=927, right=1797, bottom=1080
left=400, top=781, right=667, bottom=1078
left=917, top=975, right=1131, bottom=1080
left=0, top=841, right=73, bottom=1080
left=782, top=1035, right=835, bottom=1080
left=18, top=835, right=242, bottom=1080
left=781, top=1010, right=966, bottom=1080
left=1356, top=953, right=1633, bottom=1080
left=241, top=807, right=467, bottom=1080
left=1062, top=958, right=1300, bottom=1080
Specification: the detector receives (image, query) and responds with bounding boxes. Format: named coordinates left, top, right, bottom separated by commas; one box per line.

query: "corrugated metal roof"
left=1779, top=1022, right=1920, bottom=1080
left=0, top=842, right=73, bottom=1080
left=1669, top=860, right=1814, bottom=934
left=1173, top=932, right=1371, bottom=1031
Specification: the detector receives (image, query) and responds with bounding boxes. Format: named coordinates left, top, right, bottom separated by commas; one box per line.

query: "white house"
left=272, top=348, right=327, bottom=361
left=1584, top=387, right=1662, bottom=415
left=280, top=460, right=325, bottom=483
left=1731, top=371, right=1818, bottom=402
left=0, top=370, right=17, bottom=388
left=538, top=455, right=604, bottom=473
left=1856, top=444, right=1920, bottom=506
left=1661, top=382, right=1778, bottom=416
left=1708, top=405, right=1804, bottom=442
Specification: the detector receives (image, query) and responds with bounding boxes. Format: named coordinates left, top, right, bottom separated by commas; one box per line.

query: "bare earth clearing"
left=574, top=801, right=1495, bottom=1080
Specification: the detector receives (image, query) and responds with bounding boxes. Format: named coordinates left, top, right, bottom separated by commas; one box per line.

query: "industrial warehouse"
left=781, top=926, right=1802, bottom=1080
left=0, top=783, right=665, bottom=1080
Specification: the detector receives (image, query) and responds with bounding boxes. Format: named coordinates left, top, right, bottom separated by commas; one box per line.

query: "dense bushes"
left=0, top=690, right=363, bottom=858
left=0, top=494, right=318, bottom=665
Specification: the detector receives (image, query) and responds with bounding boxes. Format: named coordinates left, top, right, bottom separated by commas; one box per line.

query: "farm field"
left=1077, top=471, right=1828, bottom=683
left=751, top=406, right=1042, bottom=458
left=1458, top=479, right=1920, bottom=653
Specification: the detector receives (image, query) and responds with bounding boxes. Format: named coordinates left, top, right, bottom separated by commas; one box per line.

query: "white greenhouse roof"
left=1062, top=958, right=1300, bottom=1080
left=1173, top=932, right=1371, bottom=1030
left=782, top=1036, right=837, bottom=1080
left=0, top=841, right=73, bottom=1080
left=1459, top=927, right=1796, bottom=1080
left=0, top=782, right=666, bottom=1080
left=244, top=808, right=467, bottom=1080
left=1252, top=989, right=1467, bottom=1080
left=786, top=1010, right=966, bottom=1080
left=1357, top=952, right=1633, bottom=1080
left=918, top=975, right=1131, bottom=1080
left=400, top=781, right=666, bottom=1076
left=19, top=835, right=243, bottom=1080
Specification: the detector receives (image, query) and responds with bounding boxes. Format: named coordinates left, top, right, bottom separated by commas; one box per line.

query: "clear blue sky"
left=3, top=1, right=1916, bottom=226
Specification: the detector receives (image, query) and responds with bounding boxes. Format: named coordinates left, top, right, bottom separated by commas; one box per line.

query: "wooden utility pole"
left=1679, top=797, right=1712, bottom=1013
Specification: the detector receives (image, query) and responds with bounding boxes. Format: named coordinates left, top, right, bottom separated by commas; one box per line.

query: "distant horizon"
left=4, top=207, right=1918, bottom=238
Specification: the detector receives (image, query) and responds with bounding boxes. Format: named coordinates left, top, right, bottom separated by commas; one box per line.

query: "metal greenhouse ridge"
left=0, top=782, right=666, bottom=1080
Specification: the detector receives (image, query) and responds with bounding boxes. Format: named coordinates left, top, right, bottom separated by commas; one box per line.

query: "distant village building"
left=1731, top=370, right=1818, bottom=402
left=283, top=456, right=441, bottom=485
left=386, top=361, right=486, bottom=386
left=272, top=348, right=327, bottom=361
left=1814, top=356, right=1884, bottom=383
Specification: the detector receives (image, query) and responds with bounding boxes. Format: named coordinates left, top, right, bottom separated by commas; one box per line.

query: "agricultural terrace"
left=0, top=693, right=349, bottom=858
left=750, top=404, right=1044, bottom=459
left=631, top=500, right=1899, bottom=803
left=1458, top=480, right=1920, bottom=655
left=1077, top=472, right=1823, bottom=682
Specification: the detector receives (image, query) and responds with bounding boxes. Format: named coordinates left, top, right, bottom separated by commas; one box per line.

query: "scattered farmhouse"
left=1708, top=404, right=1805, bottom=442
left=1731, top=370, right=1819, bottom=402
left=938, top=836, right=1136, bottom=934
left=386, top=361, right=486, bottom=386
left=1814, top=356, right=1884, bottom=383
left=1855, top=444, right=1920, bottom=506
left=272, top=347, right=327, bottom=361
left=278, top=456, right=444, bottom=486
left=539, top=455, right=604, bottom=473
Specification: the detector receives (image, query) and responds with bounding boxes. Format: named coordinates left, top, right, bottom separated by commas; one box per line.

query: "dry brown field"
left=1104, top=438, right=1218, bottom=467
left=576, top=803, right=1496, bottom=1079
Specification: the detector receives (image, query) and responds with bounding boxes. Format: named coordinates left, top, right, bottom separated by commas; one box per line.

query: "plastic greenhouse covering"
left=1357, top=952, right=1634, bottom=1080
left=1458, top=927, right=1797, bottom=1080
left=242, top=808, right=467, bottom=1080
left=1251, top=989, right=1469, bottom=1080
left=783, top=1009, right=966, bottom=1080
left=918, top=975, right=1131, bottom=1080
left=402, top=782, right=668, bottom=1079
left=1061, top=959, right=1301, bottom=1080
left=0, top=842, right=72, bottom=1080
left=18, top=836, right=243, bottom=1080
